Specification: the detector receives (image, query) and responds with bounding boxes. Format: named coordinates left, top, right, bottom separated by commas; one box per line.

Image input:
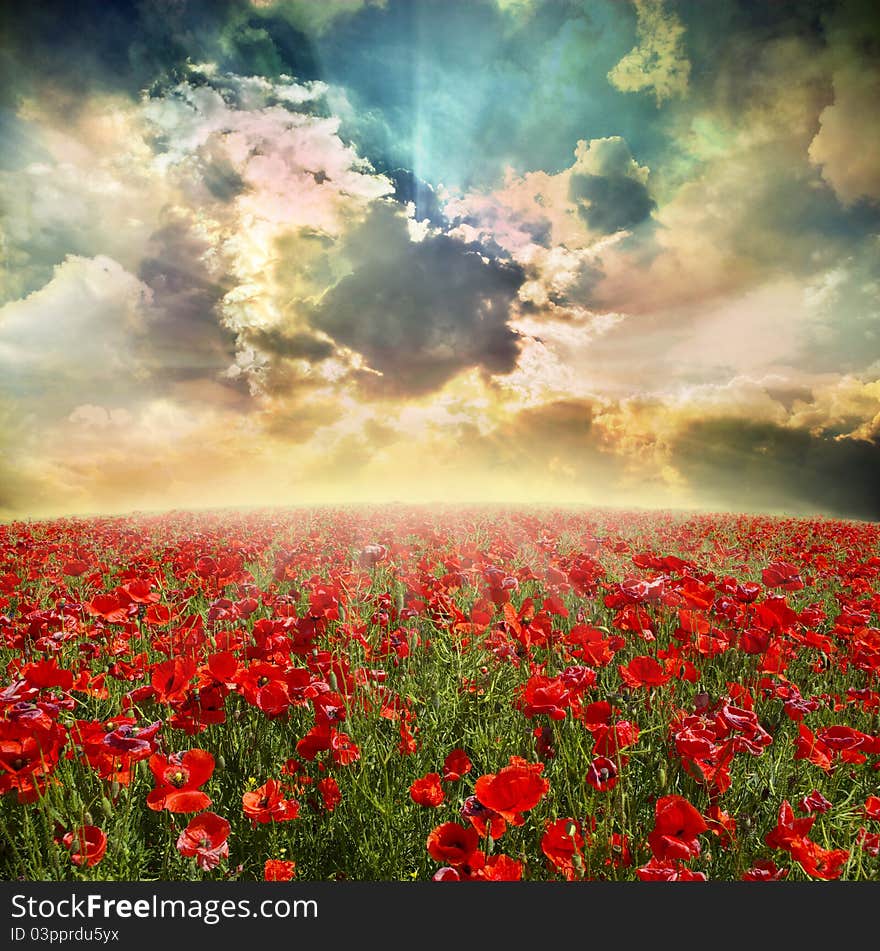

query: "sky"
left=0, top=0, right=879, bottom=520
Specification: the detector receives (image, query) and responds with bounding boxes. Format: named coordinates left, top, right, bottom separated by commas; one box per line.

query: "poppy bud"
left=658, top=767, right=667, bottom=789
left=217, top=754, right=227, bottom=771
left=328, top=672, right=338, bottom=692
left=84, top=810, right=94, bottom=825
left=100, top=797, right=113, bottom=819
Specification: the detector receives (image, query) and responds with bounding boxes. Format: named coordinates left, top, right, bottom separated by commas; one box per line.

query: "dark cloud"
left=243, top=327, right=335, bottom=363
left=672, top=418, right=880, bottom=520
left=387, top=168, right=445, bottom=226
left=569, top=171, right=656, bottom=235
left=217, top=11, right=321, bottom=81
left=262, top=399, right=343, bottom=443
left=0, top=1, right=321, bottom=108
left=138, top=221, right=239, bottom=380
left=310, top=203, right=525, bottom=395
left=486, top=399, right=599, bottom=466
left=199, top=155, right=246, bottom=203
left=442, top=398, right=633, bottom=499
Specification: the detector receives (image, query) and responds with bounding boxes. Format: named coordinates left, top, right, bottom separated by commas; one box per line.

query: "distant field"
left=1, top=506, right=878, bottom=881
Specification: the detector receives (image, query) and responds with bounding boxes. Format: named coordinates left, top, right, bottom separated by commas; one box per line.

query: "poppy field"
left=1, top=505, right=879, bottom=882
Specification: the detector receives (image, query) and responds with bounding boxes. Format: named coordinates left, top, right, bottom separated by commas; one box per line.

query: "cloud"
left=241, top=327, right=336, bottom=363
left=797, top=239, right=880, bottom=374
left=310, top=203, right=525, bottom=395
left=804, top=0, right=880, bottom=206
left=809, top=62, right=880, bottom=206
left=0, top=255, right=156, bottom=412
left=316, top=0, right=655, bottom=191
left=138, top=218, right=239, bottom=380
left=444, top=136, right=651, bottom=329
left=0, top=97, right=166, bottom=303
left=670, top=417, right=880, bottom=520
left=0, top=6, right=878, bottom=520
left=607, top=0, right=691, bottom=104
left=137, top=72, right=395, bottom=390
left=249, top=0, right=387, bottom=35
left=788, top=375, right=880, bottom=440
left=568, top=137, right=655, bottom=235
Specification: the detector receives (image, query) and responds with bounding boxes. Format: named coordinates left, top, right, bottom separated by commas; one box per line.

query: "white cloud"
left=0, top=255, right=155, bottom=405
left=607, top=0, right=691, bottom=104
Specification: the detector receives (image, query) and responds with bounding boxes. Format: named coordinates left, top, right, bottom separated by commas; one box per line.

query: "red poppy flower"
left=460, top=795, right=507, bottom=839
left=479, top=854, right=523, bottom=881
left=580, top=700, right=613, bottom=730
left=636, top=858, right=707, bottom=881
left=62, top=826, right=107, bottom=868
left=0, top=719, right=67, bottom=802
left=864, top=796, right=880, bottom=821
left=264, top=859, right=296, bottom=881
left=85, top=593, right=131, bottom=624
left=567, top=625, right=615, bottom=666
left=331, top=731, right=361, bottom=766
left=21, top=659, right=74, bottom=691
left=427, top=822, right=480, bottom=866
left=764, top=801, right=815, bottom=851
left=619, top=656, right=671, bottom=689
left=798, top=790, right=832, bottom=815
left=398, top=721, right=418, bottom=756
left=519, top=674, right=572, bottom=720
left=410, top=773, right=445, bottom=807
left=176, top=812, right=230, bottom=871
left=473, top=757, right=549, bottom=825
left=591, top=720, right=639, bottom=759
left=793, top=723, right=833, bottom=771
left=296, top=724, right=332, bottom=760
left=442, top=748, right=472, bottom=782
left=533, top=725, right=556, bottom=760
left=236, top=663, right=291, bottom=718
left=741, top=860, right=788, bottom=881
left=789, top=837, right=849, bottom=880
left=705, top=805, right=737, bottom=848
left=317, top=777, right=342, bottom=812
left=541, top=819, right=586, bottom=880
left=761, top=561, right=805, bottom=591
left=242, top=779, right=300, bottom=824
left=605, top=833, right=632, bottom=868
left=648, top=795, right=708, bottom=861
left=585, top=756, right=619, bottom=792
left=857, top=828, right=880, bottom=857
left=151, top=657, right=196, bottom=704
left=816, top=725, right=872, bottom=751
left=147, top=749, right=214, bottom=813
left=62, top=558, right=90, bottom=576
